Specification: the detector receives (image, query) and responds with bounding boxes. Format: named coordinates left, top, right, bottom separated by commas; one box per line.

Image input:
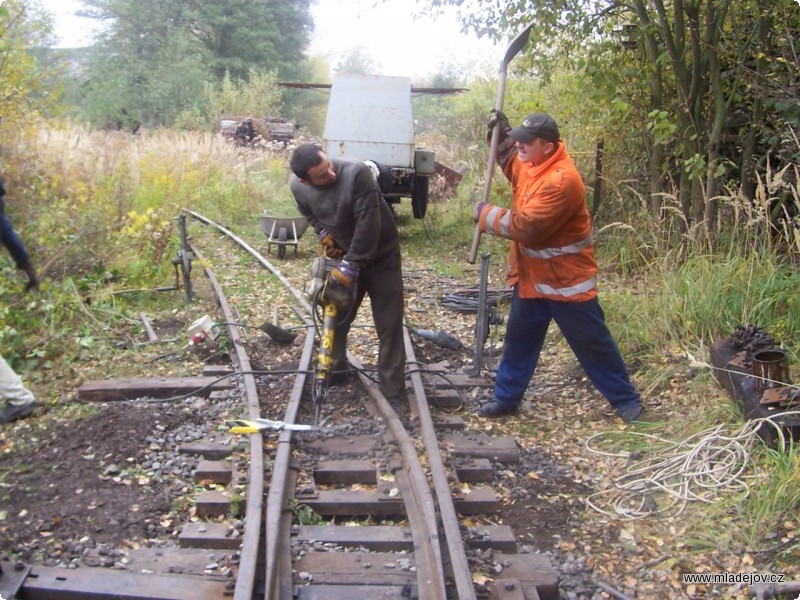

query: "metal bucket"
left=751, top=348, right=790, bottom=392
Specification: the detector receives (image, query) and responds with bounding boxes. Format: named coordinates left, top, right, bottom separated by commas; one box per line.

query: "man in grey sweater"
left=289, top=143, right=406, bottom=402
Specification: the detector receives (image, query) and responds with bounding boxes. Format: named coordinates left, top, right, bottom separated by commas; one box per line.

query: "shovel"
left=468, top=22, right=534, bottom=264
left=258, top=304, right=297, bottom=344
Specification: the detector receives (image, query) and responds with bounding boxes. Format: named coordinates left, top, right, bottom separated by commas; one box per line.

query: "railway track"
left=1, top=210, right=558, bottom=600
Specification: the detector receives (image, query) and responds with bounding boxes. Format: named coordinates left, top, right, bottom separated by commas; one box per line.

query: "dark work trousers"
left=0, top=198, right=30, bottom=268
left=493, top=287, right=640, bottom=412
left=332, top=251, right=406, bottom=399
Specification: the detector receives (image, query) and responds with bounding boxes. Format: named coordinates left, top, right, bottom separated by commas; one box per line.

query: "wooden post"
left=591, top=140, right=604, bottom=219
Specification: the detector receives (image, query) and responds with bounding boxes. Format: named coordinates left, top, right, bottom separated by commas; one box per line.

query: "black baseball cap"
left=509, top=113, right=560, bottom=143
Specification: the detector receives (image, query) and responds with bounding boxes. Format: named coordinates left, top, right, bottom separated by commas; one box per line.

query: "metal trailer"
left=323, top=74, right=435, bottom=219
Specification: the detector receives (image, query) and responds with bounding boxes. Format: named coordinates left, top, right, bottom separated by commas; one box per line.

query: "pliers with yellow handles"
left=226, top=418, right=317, bottom=434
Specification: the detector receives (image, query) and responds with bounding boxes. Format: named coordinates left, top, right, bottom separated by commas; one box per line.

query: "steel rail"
left=348, top=350, right=448, bottom=600
left=263, top=309, right=316, bottom=600
left=184, top=209, right=450, bottom=599
left=183, top=208, right=313, bottom=314
left=188, top=241, right=265, bottom=600
left=403, top=324, right=478, bottom=600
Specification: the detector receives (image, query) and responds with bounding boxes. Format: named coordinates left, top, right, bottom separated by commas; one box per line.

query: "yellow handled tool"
left=227, top=418, right=316, bottom=434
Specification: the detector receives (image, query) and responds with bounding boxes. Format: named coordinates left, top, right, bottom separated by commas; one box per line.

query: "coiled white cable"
left=585, top=409, right=800, bottom=521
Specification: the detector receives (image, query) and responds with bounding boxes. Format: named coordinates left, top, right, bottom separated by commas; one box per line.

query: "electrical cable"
left=440, top=287, right=512, bottom=313
left=584, top=410, right=800, bottom=521
left=405, top=362, right=464, bottom=412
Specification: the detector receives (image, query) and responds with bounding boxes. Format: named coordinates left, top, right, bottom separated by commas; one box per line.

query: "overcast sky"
left=38, top=0, right=500, bottom=80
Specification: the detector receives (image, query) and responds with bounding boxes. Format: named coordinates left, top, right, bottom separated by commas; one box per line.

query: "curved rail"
left=263, top=309, right=316, bottom=600
left=188, top=241, right=265, bottom=600
left=5, top=209, right=557, bottom=600
left=404, top=325, right=477, bottom=600
left=184, top=208, right=312, bottom=314
left=347, top=350, right=447, bottom=600
left=185, top=209, right=452, bottom=599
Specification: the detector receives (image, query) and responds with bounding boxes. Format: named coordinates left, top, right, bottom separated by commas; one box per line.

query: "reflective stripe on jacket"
left=477, top=141, right=597, bottom=302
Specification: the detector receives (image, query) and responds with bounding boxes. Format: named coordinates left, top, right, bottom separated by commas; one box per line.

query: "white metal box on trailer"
left=323, top=74, right=415, bottom=168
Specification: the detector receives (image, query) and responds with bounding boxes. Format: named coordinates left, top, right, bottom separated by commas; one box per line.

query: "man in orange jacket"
left=474, top=112, right=643, bottom=422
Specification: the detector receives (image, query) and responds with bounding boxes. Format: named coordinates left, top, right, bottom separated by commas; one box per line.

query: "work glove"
left=331, top=260, right=358, bottom=288
left=322, top=261, right=358, bottom=311
left=486, top=109, right=511, bottom=143
left=319, top=229, right=346, bottom=260
left=473, top=201, right=488, bottom=223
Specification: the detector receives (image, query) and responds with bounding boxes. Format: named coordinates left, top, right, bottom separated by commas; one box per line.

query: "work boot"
left=384, top=391, right=409, bottom=409
left=618, top=403, right=644, bottom=423
left=478, top=400, right=518, bottom=418
left=0, top=401, right=36, bottom=424
left=328, top=359, right=354, bottom=386
left=20, top=261, right=39, bottom=292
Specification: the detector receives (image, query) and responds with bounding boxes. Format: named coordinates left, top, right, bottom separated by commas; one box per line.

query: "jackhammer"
left=307, top=256, right=354, bottom=425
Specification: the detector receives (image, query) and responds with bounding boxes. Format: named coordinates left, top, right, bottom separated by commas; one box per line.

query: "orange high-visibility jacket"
left=477, top=141, right=597, bottom=302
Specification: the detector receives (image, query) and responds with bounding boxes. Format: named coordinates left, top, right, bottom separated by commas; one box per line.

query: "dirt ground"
left=2, top=402, right=191, bottom=560
left=0, top=308, right=584, bottom=570
left=2, top=230, right=785, bottom=600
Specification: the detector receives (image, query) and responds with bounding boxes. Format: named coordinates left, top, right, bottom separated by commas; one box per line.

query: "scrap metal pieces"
left=727, top=324, right=778, bottom=367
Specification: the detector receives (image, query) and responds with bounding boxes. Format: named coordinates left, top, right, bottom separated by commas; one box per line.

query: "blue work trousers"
left=0, top=197, right=30, bottom=268
left=494, top=287, right=640, bottom=412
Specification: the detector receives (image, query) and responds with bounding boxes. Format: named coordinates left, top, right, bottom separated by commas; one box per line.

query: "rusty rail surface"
left=189, top=241, right=270, bottom=600
left=3, top=209, right=559, bottom=600
left=189, top=210, right=451, bottom=599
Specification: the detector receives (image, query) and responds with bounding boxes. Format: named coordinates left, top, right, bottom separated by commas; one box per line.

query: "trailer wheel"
left=412, top=175, right=429, bottom=219
left=277, top=227, right=288, bottom=259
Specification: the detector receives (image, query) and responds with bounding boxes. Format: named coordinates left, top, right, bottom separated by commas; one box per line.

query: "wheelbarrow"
left=257, top=214, right=310, bottom=259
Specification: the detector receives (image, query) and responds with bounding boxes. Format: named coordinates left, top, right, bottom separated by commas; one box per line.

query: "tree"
left=0, top=0, right=59, bottom=134
left=334, top=47, right=381, bottom=75
left=183, top=0, right=314, bottom=81
left=75, top=0, right=314, bottom=128
left=424, top=0, right=800, bottom=235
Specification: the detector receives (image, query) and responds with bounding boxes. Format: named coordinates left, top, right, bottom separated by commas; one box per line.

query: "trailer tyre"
left=277, top=227, right=288, bottom=259
left=412, top=175, right=429, bottom=219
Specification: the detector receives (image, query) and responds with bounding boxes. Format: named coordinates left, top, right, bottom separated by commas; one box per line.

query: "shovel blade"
left=503, top=22, right=534, bottom=65
left=258, top=321, right=297, bottom=344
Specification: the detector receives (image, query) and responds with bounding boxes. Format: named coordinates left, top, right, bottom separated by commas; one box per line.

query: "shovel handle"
left=466, top=22, right=532, bottom=265
left=468, top=225, right=482, bottom=265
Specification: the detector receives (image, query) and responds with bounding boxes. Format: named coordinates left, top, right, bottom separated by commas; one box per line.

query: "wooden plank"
left=293, top=552, right=417, bottom=586
left=463, top=525, right=518, bottom=552
left=452, top=487, right=499, bottom=514
left=447, top=434, right=521, bottom=463
left=126, top=547, right=237, bottom=578
left=202, top=365, right=235, bottom=377
left=455, top=457, right=494, bottom=483
left=488, top=553, right=559, bottom=600
left=424, top=373, right=493, bottom=388
left=194, top=459, right=232, bottom=484
left=426, top=388, right=462, bottom=409
left=77, top=377, right=234, bottom=402
left=21, top=565, right=230, bottom=599
left=195, top=491, right=234, bottom=518
left=297, top=585, right=417, bottom=599
left=179, top=441, right=233, bottom=460
left=179, top=522, right=242, bottom=550
left=493, top=578, right=530, bottom=600
left=301, top=490, right=404, bottom=517
left=0, top=558, right=30, bottom=600
left=293, top=525, right=413, bottom=551
left=432, top=414, right=465, bottom=430
left=313, top=460, right=376, bottom=484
